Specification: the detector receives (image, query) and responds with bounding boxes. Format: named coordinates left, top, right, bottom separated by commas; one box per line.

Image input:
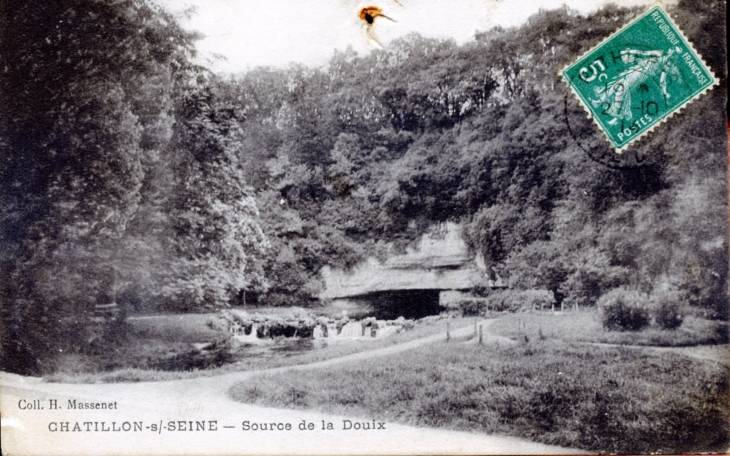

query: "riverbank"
left=45, top=312, right=478, bottom=383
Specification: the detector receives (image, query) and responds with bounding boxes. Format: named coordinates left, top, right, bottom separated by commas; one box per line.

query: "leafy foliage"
left=224, top=1, right=726, bottom=315
left=1, top=0, right=726, bottom=374
left=449, top=289, right=556, bottom=315
left=652, top=292, right=685, bottom=330
left=0, top=1, right=267, bottom=373
left=161, top=80, right=270, bottom=309
left=599, top=288, right=651, bottom=332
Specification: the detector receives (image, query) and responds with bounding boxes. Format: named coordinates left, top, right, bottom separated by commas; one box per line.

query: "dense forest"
left=1, top=0, right=726, bottom=374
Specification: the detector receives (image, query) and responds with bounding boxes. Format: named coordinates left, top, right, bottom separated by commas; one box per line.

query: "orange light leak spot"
left=359, top=6, right=392, bottom=25
left=359, top=6, right=396, bottom=49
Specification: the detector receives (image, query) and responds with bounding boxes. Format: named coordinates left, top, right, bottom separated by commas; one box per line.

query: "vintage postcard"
left=1, top=0, right=728, bottom=455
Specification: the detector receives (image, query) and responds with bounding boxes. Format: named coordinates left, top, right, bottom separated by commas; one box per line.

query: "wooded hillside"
left=1, top=0, right=726, bottom=374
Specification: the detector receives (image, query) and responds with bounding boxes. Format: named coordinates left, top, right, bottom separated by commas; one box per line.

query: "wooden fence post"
left=479, top=324, right=483, bottom=345
left=446, top=321, right=450, bottom=342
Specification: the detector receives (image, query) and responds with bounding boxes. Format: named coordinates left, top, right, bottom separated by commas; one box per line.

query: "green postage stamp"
left=562, top=5, right=718, bottom=152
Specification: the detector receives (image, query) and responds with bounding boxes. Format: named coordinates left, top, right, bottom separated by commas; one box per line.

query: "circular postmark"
left=563, top=95, right=656, bottom=169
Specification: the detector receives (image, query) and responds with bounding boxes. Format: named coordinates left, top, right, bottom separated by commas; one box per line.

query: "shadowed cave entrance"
left=355, top=289, right=443, bottom=320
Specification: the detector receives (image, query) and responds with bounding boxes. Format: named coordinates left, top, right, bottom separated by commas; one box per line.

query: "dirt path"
left=583, top=341, right=729, bottom=365
left=1, top=319, right=580, bottom=455
left=480, top=316, right=728, bottom=365
left=242, top=318, right=516, bottom=374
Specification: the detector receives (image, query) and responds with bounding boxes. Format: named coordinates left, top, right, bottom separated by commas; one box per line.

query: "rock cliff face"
left=320, top=222, right=489, bottom=300
left=383, top=222, right=471, bottom=269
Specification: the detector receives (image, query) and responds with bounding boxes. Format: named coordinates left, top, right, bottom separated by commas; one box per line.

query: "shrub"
left=711, top=321, right=729, bottom=344
left=486, top=289, right=556, bottom=313
left=206, top=317, right=228, bottom=331
left=559, top=262, right=628, bottom=309
left=652, top=293, right=684, bottom=330
left=450, top=290, right=557, bottom=316
left=514, top=289, right=556, bottom=310
left=449, top=289, right=556, bottom=316
left=493, top=293, right=522, bottom=312
left=451, top=299, right=487, bottom=316
left=599, top=288, right=650, bottom=331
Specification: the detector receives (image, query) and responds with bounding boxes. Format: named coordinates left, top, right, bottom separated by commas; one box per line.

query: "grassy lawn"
left=45, top=314, right=475, bottom=383
left=229, top=339, right=729, bottom=454
left=489, top=311, right=729, bottom=347
left=46, top=313, right=229, bottom=382
left=129, top=313, right=226, bottom=342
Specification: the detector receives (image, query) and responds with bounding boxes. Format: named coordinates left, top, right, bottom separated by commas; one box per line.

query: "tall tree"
left=162, top=79, right=270, bottom=310
left=0, top=0, right=199, bottom=373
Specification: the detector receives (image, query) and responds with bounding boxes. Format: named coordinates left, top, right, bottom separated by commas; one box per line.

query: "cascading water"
left=338, top=321, right=363, bottom=338
left=233, top=323, right=260, bottom=343
left=374, top=325, right=399, bottom=338
left=309, top=320, right=406, bottom=339
left=219, top=309, right=411, bottom=342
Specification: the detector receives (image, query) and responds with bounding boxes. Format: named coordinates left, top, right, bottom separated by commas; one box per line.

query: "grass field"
left=229, top=338, right=730, bottom=454
left=489, top=311, right=729, bottom=347
left=46, top=313, right=475, bottom=383
left=129, top=313, right=224, bottom=342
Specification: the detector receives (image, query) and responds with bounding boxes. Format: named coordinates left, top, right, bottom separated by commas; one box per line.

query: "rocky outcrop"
left=383, top=222, right=471, bottom=269
left=320, top=222, right=490, bottom=300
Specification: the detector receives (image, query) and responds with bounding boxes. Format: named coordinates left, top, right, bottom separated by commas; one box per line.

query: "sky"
left=154, top=0, right=672, bottom=73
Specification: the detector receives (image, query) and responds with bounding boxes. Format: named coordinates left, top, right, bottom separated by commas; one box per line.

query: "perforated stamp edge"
left=559, top=4, right=719, bottom=154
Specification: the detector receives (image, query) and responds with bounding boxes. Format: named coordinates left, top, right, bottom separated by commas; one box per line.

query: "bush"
left=710, top=321, right=729, bottom=344
left=485, top=289, right=556, bottom=313
left=652, top=294, right=684, bottom=330
left=485, top=292, right=518, bottom=313
left=599, top=288, right=650, bottom=331
left=206, top=316, right=228, bottom=332
left=451, top=298, right=487, bottom=316
left=514, top=289, right=556, bottom=310
left=449, top=290, right=556, bottom=315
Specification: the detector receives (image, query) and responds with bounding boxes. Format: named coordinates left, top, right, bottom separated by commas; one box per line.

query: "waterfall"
left=339, top=321, right=363, bottom=338
left=226, top=315, right=404, bottom=342
left=234, top=323, right=259, bottom=343
left=374, top=325, right=399, bottom=338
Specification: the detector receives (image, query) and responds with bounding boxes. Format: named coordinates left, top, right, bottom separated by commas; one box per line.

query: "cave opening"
left=360, top=289, right=443, bottom=320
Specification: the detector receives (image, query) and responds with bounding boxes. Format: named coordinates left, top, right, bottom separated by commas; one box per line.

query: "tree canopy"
left=1, top=0, right=726, bottom=374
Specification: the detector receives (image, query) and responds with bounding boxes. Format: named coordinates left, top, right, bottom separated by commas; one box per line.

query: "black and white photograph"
left=0, top=0, right=727, bottom=454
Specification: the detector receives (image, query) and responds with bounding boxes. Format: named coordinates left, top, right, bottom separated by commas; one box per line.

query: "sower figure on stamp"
left=590, top=46, right=683, bottom=125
